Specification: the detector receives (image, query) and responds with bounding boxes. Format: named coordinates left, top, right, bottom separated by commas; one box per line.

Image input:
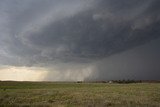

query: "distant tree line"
left=78, top=80, right=143, bottom=84
left=112, top=80, right=142, bottom=84
left=77, top=80, right=160, bottom=84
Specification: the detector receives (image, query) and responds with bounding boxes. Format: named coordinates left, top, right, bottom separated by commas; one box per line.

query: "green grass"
left=0, top=81, right=160, bottom=107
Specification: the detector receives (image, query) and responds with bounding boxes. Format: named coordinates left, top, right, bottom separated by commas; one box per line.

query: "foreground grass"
left=0, top=81, right=160, bottom=107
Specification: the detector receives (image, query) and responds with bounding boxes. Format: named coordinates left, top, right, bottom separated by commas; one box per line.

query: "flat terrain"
left=0, top=81, right=160, bottom=107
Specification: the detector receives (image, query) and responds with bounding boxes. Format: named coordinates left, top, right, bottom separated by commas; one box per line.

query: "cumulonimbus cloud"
left=0, top=0, right=160, bottom=81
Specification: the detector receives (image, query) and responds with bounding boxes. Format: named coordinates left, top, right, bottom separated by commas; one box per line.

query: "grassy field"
left=0, top=81, right=160, bottom=107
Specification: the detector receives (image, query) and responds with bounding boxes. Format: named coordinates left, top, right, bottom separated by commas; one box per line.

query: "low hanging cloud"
left=0, top=0, right=160, bottom=81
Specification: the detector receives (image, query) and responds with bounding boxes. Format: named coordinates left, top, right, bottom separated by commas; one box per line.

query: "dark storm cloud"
left=18, top=0, right=160, bottom=62
left=0, top=0, right=96, bottom=66
left=85, top=38, right=160, bottom=81
left=0, top=0, right=160, bottom=80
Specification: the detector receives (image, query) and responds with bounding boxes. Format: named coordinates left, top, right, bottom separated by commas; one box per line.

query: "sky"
left=0, top=0, right=160, bottom=81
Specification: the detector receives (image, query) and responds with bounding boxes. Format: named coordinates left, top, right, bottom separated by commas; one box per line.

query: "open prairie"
left=0, top=81, right=160, bottom=107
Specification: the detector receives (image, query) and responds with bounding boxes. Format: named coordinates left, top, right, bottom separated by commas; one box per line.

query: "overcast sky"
left=0, top=0, right=160, bottom=81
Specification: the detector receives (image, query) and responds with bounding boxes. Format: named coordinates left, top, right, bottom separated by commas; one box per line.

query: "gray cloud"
left=85, top=38, right=160, bottom=81
left=0, top=0, right=160, bottom=81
